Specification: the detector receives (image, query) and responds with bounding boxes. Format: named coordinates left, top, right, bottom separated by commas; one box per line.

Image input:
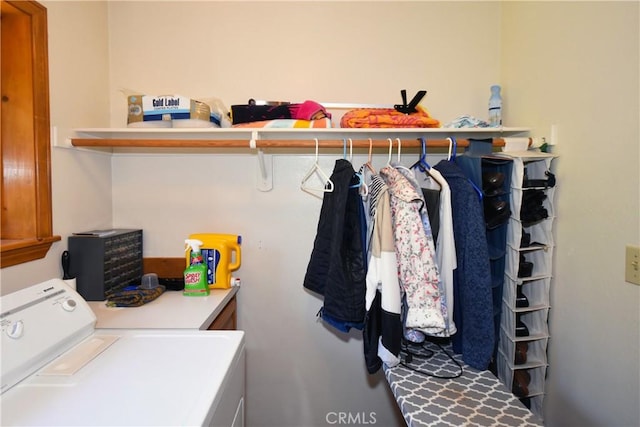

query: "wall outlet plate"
left=625, top=245, right=640, bottom=285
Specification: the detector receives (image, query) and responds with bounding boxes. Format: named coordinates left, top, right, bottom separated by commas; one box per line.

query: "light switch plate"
left=625, top=245, right=640, bottom=285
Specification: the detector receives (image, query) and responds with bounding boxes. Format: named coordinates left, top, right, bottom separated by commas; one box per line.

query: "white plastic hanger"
left=346, top=138, right=369, bottom=196
left=447, top=137, right=456, bottom=161
left=386, top=138, right=394, bottom=166
left=362, top=138, right=376, bottom=174
left=344, top=138, right=353, bottom=162
left=385, top=137, right=403, bottom=166
left=393, top=137, right=416, bottom=176
left=301, top=138, right=334, bottom=194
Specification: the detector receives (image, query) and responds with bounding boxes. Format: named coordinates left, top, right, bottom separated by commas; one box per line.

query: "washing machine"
left=0, top=278, right=245, bottom=426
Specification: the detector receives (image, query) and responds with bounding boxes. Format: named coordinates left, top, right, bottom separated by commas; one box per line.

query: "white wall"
left=106, top=2, right=501, bottom=426
left=2, top=1, right=638, bottom=427
left=501, top=2, right=640, bottom=426
left=106, top=0, right=502, bottom=127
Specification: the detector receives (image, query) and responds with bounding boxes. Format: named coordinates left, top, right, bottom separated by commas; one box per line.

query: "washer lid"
left=0, top=329, right=245, bottom=426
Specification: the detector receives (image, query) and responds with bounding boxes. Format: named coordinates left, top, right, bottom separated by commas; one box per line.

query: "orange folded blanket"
left=340, top=106, right=440, bottom=128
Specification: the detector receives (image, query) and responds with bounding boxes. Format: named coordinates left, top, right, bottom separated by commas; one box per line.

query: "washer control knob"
left=6, top=320, right=24, bottom=339
left=62, top=299, right=77, bottom=312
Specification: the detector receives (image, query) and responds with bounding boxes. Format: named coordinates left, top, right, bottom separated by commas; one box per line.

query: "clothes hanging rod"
left=70, top=137, right=531, bottom=149
left=69, top=127, right=532, bottom=149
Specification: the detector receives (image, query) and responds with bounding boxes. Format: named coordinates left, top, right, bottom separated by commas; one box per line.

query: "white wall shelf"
left=64, top=127, right=530, bottom=192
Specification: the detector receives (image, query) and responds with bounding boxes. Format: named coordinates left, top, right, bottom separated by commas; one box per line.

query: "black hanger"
left=394, top=90, right=427, bottom=114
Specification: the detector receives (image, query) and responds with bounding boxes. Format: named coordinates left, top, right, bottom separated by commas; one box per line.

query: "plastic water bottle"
left=488, top=85, right=502, bottom=127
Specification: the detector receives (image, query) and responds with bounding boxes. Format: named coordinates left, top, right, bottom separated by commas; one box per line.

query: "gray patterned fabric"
left=384, top=342, right=542, bottom=427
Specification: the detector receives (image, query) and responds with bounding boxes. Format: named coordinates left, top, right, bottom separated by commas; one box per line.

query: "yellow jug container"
left=187, top=233, right=242, bottom=289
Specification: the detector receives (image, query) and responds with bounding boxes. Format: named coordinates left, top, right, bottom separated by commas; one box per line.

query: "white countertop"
left=88, top=287, right=238, bottom=330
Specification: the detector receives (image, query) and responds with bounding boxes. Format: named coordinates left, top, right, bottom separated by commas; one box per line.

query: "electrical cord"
left=398, top=340, right=464, bottom=379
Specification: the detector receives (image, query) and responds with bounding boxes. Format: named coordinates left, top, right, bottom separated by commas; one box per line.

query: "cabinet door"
left=208, top=296, right=237, bottom=330
left=1, top=0, right=60, bottom=267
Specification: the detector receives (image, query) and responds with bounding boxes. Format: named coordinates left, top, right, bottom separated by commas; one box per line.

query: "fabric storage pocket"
left=503, top=276, right=551, bottom=310
left=498, top=328, right=549, bottom=368
left=501, top=307, right=550, bottom=340
left=497, top=355, right=548, bottom=399
left=505, top=246, right=553, bottom=280
left=507, top=217, right=554, bottom=250
left=521, top=157, right=556, bottom=189
left=510, top=187, right=556, bottom=224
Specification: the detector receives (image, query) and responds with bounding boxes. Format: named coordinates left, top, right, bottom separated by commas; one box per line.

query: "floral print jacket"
left=380, top=166, right=445, bottom=335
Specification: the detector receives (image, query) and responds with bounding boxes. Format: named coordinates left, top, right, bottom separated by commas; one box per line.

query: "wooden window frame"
left=1, top=0, right=60, bottom=268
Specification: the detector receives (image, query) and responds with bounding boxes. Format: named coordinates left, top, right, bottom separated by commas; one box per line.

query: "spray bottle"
left=183, top=239, right=210, bottom=296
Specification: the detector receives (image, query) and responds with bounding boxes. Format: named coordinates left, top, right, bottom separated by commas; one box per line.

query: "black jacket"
left=303, top=159, right=367, bottom=332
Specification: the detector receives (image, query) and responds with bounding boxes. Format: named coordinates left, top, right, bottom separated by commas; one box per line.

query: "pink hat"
left=290, top=100, right=331, bottom=120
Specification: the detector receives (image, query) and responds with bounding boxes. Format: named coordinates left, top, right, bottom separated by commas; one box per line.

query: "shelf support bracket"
left=251, top=131, right=273, bottom=192
left=256, top=149, right=273, bottom=191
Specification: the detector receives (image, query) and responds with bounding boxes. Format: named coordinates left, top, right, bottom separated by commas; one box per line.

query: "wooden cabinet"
left=208, top=296, right=237, bottom=330
left=1, top=0, right=60, bottom=267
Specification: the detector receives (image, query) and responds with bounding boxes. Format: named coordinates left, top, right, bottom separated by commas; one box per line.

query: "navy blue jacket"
left=303, top=159, right=367, bottom=332
left=434, top=160, right=495, bottom=370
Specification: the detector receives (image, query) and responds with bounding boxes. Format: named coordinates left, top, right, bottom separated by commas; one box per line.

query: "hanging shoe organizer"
left=496, top=151, right=558, bottom=419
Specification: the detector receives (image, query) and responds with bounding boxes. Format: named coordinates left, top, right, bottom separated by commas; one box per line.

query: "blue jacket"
left=303, top=159, right=367, bottom=332
left=434, top=160, right=494, bottom=370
